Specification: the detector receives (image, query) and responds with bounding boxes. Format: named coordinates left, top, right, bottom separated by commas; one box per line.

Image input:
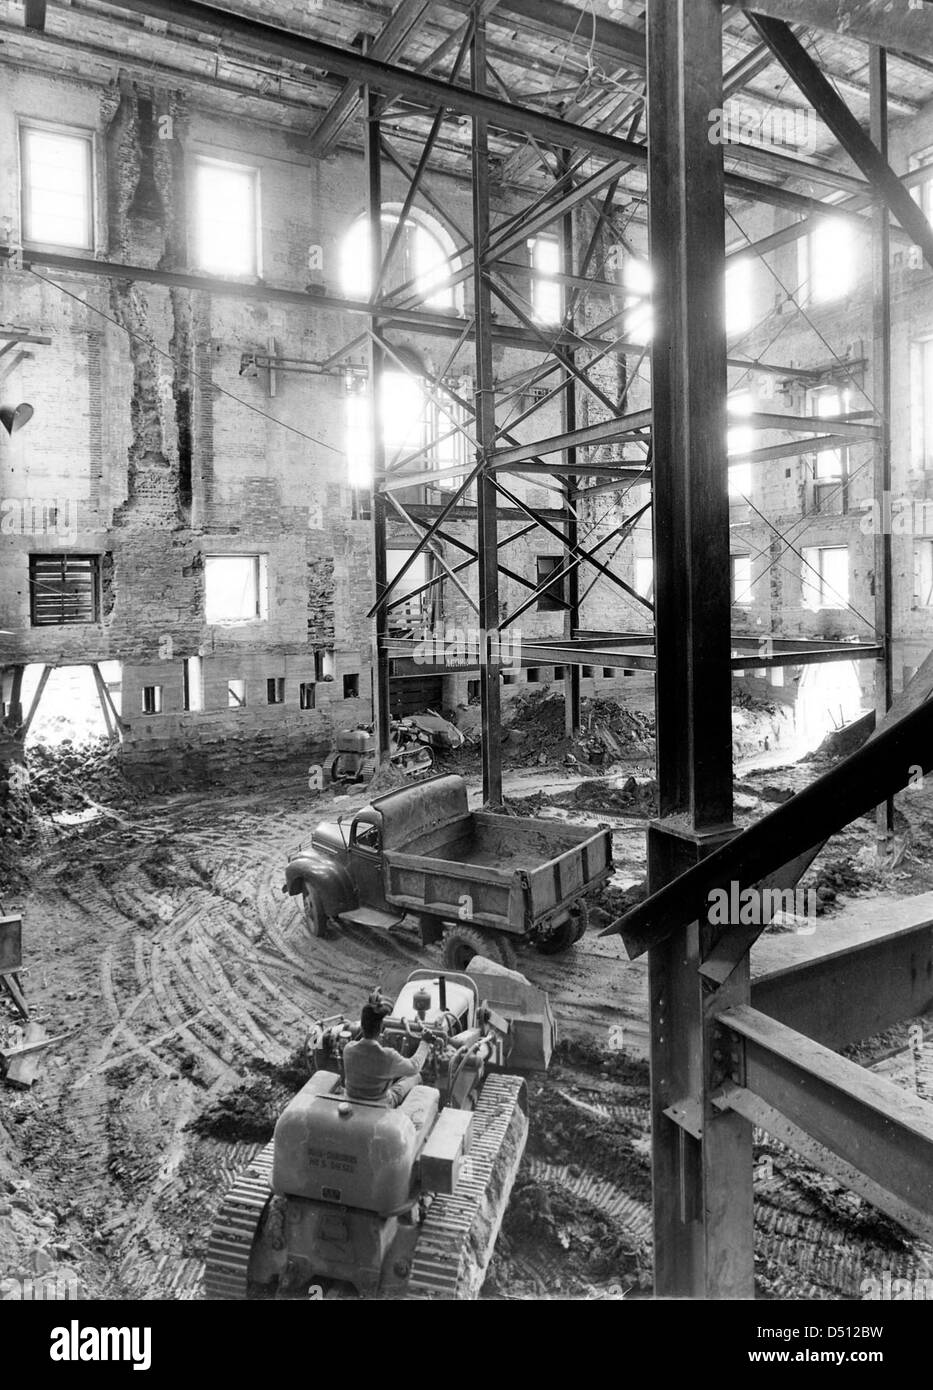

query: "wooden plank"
left=4, top=1022, right=48, bottom=1087
left=0, top=915, right=23, bottom=973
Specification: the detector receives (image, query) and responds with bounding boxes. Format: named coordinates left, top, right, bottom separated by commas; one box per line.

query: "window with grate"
left=29, top=554, right=101, bottom=626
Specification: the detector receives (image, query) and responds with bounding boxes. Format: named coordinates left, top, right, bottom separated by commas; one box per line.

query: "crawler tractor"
left=203, top=958, right=555, bottom=1299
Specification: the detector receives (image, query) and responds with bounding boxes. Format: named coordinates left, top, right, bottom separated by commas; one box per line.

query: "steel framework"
left=6, top=0, right=933, bottom=1301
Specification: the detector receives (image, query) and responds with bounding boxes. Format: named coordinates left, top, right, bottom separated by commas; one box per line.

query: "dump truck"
left=282, top=773, right=612, bottom=968
left=203, top=958, right=555, bottom=1299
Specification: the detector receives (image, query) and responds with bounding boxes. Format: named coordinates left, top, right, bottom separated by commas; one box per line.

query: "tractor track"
left=6, top=773, right=933, bottom=1300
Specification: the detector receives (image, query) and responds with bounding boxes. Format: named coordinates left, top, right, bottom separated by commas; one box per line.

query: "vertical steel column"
left=365, top=84, right=391, bottom=760
left=561, top=152, right=582, bottom=739
left=646, top=0, right=752, bottom=1298
left=471, top=14, right=503, bottom=806
left=871, top=48, right=894, bottom=844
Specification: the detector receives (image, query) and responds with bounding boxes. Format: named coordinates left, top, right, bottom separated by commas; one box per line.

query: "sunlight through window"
left=194, top=158, right=258, bottom=277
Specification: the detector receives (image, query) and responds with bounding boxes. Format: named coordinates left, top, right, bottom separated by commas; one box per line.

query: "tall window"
left=20, top=125, right=94, bottom=249
left=911, top=337, right=933, bottom=469
left=728, top=392, right=754, bottom=498
left=809, top=386, right=850, bottom=513
left=193, top=157, right=259, bottom=277
left=731, top=554, right=753, bottom=606
left=798, top=214, right=857, bottom=305
left=801, top=545, right=849, bottom=610
left=345, top=369, right=470, bottom=497
left=341, top=206, right=459, bottom=311
left=910, top=146, right=933, bottom=224
left=204, top=555, right=268, bottom=624
left=528, top=234, right=562, bottom=324
left=915, top=539, right=933, bottom=608
left=623, top=257, right=653, bottom=345
left=725, top=255, right=753, bottom=336
left=29, top=554, right=101, bottom=626
left=634, top=554, right=654, bottom=602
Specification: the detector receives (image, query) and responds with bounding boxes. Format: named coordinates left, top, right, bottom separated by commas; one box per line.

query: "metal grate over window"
left=29, top=554, right=100, bottom=626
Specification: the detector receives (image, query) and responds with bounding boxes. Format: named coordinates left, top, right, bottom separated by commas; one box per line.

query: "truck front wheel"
left=300, top=883, right=326, bottom=938
left=442, top=924, right=516, bottom=972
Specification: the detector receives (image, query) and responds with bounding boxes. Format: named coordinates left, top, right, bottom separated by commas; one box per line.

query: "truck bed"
left=384, top=810, right=612, bottom=933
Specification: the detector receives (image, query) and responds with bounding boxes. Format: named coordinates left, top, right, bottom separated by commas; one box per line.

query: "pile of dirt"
left=187, top=1053, right=309, bottom=1143
left=731, top=693, right=793, bottom=760
left=502, top=691, right=655, bottom=769
left=801, top=855, right=881, bottom=915
left=590, top=880, right=647, bottom=931
left=552, top=776, right=658, bottom=818
left=805, top=711, right=875, bottom=763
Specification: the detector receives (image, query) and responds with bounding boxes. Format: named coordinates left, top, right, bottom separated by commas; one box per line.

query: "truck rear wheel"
left=442, top=924, right=516, bottom=972
left=535, top=902, right=588, bottom=955
left=301, top=883, right=326, bottom=937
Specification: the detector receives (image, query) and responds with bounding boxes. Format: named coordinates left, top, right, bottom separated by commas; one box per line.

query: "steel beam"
left=561, top=156, right=582, bottom=741
left=95, top=1, right=903, bottom=220
left=471, top=18, right=503, bottom=808
left=489, top=411, right=652, bottom=468
left=735, top=0, right=933, bottom=61
left=603, top=696, right=933, bottom=960
left=716, top=1006, right=933, bottom=1244
left=871, top=48, right=894, bottom=844
left=748, top=13, right=933, bottom=268
left=646, top=0, right=750, bottom=1302
left=307, top=0, right=432, bottom=158
left=365, top=85, right=391, bottom=765
left=751, top=920, right=933, bottom=1051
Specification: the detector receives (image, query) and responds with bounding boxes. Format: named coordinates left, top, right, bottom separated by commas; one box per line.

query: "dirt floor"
left=2, top=700, right=933, bottom=1301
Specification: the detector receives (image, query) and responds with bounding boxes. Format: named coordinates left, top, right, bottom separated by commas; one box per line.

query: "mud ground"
left=2, top=727, right=933, bottom=1301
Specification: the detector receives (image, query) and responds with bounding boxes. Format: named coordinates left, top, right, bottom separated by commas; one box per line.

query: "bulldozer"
left=203, top=957, right=555, bottom=1300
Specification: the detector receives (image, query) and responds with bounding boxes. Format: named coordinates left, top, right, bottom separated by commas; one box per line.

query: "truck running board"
left=337, top=907, right=407, bottom=930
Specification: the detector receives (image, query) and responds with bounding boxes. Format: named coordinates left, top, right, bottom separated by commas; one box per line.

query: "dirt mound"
left=553, top=776, right=658, bottom=818
left=801, top=855, right=880, bottom=915
left=503, top=691, right=655, bottom=769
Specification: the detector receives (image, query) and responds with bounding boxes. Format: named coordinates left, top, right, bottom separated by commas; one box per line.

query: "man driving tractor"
left=342, top=990, right=431, bottom=1107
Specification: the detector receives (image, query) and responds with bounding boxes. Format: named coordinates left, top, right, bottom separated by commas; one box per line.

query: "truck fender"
left=283, top=854, right=356, bottom=919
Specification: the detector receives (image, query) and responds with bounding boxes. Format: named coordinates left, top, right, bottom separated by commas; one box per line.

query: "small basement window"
left=266, top=677, right=285, bottom=704
left=553, top=666, right=566, bottom=681
left=467, top=679, right=481, bottom=703
left=227, top=679, right=247, bottom=708
left=314, top=649, right=335, bottom=682
left=183, top=656, right=203, bottom=712
left=29, top=554, right=101, bottom=626
left=141, top=685, right=163, bottom=715
left=526, top=668, right=542, bottom=683
left=536, top=555, right=566, bottom=612
left=343, top=673, right=360, bottom=699
left=299, top=682, right=316, bottom=710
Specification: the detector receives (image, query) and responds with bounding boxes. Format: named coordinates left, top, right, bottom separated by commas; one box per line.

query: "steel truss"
left=7, top=0, right=933, bottom=1303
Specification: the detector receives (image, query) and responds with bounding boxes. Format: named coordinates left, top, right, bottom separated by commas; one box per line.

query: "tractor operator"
left=343, top=997, right=430, bottom=1107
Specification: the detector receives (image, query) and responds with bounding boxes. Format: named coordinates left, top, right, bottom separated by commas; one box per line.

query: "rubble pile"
left=1, top=740, right=142, bottom=891
left=502, top=690, right=656, bottom=770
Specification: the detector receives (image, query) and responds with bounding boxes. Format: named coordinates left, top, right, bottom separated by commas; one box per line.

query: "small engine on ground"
left=203, top=957, right=555, bottom=1300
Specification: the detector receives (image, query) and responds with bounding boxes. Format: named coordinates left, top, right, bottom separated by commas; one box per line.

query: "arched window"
left=340, top=203, right=461, bottom=311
